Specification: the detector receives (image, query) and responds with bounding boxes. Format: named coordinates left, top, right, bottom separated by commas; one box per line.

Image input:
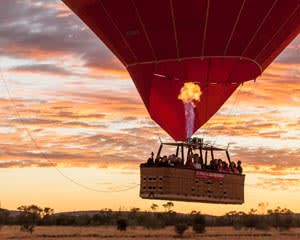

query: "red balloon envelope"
left=63, top=0, right=300, bottom=140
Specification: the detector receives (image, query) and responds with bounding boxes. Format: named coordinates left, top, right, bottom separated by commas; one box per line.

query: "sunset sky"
left=0, top=0, right=300, bottom=215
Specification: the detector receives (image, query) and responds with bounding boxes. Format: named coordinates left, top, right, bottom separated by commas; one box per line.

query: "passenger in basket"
left=231, top=162, right=240, bottom=174
left=146, top=152, right=154, bottom=165
left=154, top=156, right=160, bottom=165
left=185, top=154, right=194, bottom=168
left=168, top=154, right=176, bottom=167
left=161, top=155, right=169, bottom=167
left=209, top=159, right=218, bottom=171
left=237, top=160, right=243, bottom=174
left=175, top=156, right=183, bottom=167
left=193, top=153, right=202, bottom=169
left=222, top=161, right=230, bottom=173
left=217, top=159, right=223, bottom=172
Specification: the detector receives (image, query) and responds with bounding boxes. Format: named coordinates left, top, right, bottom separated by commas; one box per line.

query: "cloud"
left=254, top=177, right=300, bottom=191
left=0, top=159, right=53, bottom=168
left=0, top=0, right=125, bottom=79
left=11, top=64, right=73, bottom=76
left=231, top=147, right=300, bottom=173
left=275, top=36, right=300, bottom=64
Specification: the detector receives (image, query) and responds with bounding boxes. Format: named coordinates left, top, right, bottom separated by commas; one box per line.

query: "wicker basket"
left=140, top=166, right=245, bottom=204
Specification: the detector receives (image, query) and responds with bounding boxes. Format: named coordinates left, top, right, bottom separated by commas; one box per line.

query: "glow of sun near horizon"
left=0, top=0, right=300, bottom=215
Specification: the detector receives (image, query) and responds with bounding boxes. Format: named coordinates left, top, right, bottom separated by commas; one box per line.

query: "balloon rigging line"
left=211, top=80, right=255, bottom=147
left=0, top=68, right=139, bottom=193
left=201, top=83, right=244, bottom=148
left=211, top=83, right=244, bottom=147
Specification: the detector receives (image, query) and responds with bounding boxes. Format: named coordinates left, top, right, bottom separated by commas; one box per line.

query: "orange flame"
left=178, top=82, right=202, bottom=106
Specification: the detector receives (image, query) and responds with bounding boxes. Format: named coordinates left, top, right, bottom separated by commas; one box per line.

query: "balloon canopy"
left=63, top=0, right=300, bottom=140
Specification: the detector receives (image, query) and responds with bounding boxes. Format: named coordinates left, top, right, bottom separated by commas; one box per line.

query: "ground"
left=1, top=226, right=300, bottom=239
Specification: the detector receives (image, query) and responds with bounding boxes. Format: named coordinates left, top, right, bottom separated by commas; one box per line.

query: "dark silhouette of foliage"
left=55, top=215, right=76, bottom=226
left=40, top=207, right=55, bottom=225
left=162, top=201, right=174, bottom=212
left=17, top=205, right=43, bottom=234
left=75, top=215, right=91, bottom=226
left=268, top=207, right=293, bottom=231
left=174, top=223, right=188, bottom=237
left=90, top=212, right=113, bottom=226
left=138, top=213, right=165, bottom=229
left=0, top=209, right=9, bottom=226
left=0, top=202, right=297, bottom=233
left=116, top=218, right=128, bottom=231
left=192, top=213, right=206, bottom=233
left=150, top=203, right=158, bottom=212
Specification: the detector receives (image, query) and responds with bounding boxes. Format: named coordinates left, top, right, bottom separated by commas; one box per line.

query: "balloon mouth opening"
left=178, top=82, right=202, bottom=139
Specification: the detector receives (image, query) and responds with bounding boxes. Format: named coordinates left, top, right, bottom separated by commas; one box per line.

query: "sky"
left=0, top=0, right=300, bottom=215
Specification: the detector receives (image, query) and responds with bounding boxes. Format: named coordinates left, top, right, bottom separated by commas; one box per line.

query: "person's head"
left=218, top=159, right=222, bottom=165
left=237, top=160, right=241, bottom=165
left=151, top=152, right=154, bottom=157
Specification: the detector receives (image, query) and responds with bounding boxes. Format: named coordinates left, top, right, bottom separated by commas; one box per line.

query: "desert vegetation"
left=0, top=203, right=300, bottom=239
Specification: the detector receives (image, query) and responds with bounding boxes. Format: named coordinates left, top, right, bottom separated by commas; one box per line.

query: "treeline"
left=0, top=202, right=299, bottom=235
left=212, top=207, right=298, bottom=231
left=0, top=204, right=202, bottom=229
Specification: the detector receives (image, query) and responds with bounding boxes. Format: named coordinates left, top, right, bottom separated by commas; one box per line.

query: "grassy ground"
left=1, top=226, right=300, bottom=239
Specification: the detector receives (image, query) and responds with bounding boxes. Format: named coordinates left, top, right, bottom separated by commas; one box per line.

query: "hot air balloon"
left=63, top=0, right=300, bottom=204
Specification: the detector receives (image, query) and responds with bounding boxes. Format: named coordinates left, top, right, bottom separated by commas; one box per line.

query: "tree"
left=17, top=205, right=43, bottom=234
left=243, top=208, right=258, bottom=230
left=150, top=203, right=158, bottom=212
left=129, top=208, right=140, bottom=217
left=41, top=207, right=55, bottom=225
left=43, top=207, right=54, bottom=217
left=162, top=202, right=174, bottom=212
left=190, top=210, right=200, bottom=215
left=268, top=207, right=293, bottom=231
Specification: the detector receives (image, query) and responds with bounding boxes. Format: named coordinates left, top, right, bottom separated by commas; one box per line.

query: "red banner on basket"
left=195, top=171, right=224, bottom=179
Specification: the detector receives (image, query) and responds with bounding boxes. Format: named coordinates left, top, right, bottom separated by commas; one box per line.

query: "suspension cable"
left=0, top=67, right=139, bottom=193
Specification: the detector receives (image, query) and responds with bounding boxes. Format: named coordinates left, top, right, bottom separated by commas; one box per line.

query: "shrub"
left=0, top=209, right=9, bottom=228
left=233, top=222, right=243, bottom=230
left=243, top=214, right=257, bottom=230
left=192, top=214, right=205, bottom=234
left=174, top=223, right=188, bottom=237
left=116, top=218, right=128, bottom=231
left=278, top=215, right=293, bottom=231
left=20, top=223, right=35, bottom=234
left=254, top=221, right=270, bottom=231
left=141, top=215, right=165, bottom=229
